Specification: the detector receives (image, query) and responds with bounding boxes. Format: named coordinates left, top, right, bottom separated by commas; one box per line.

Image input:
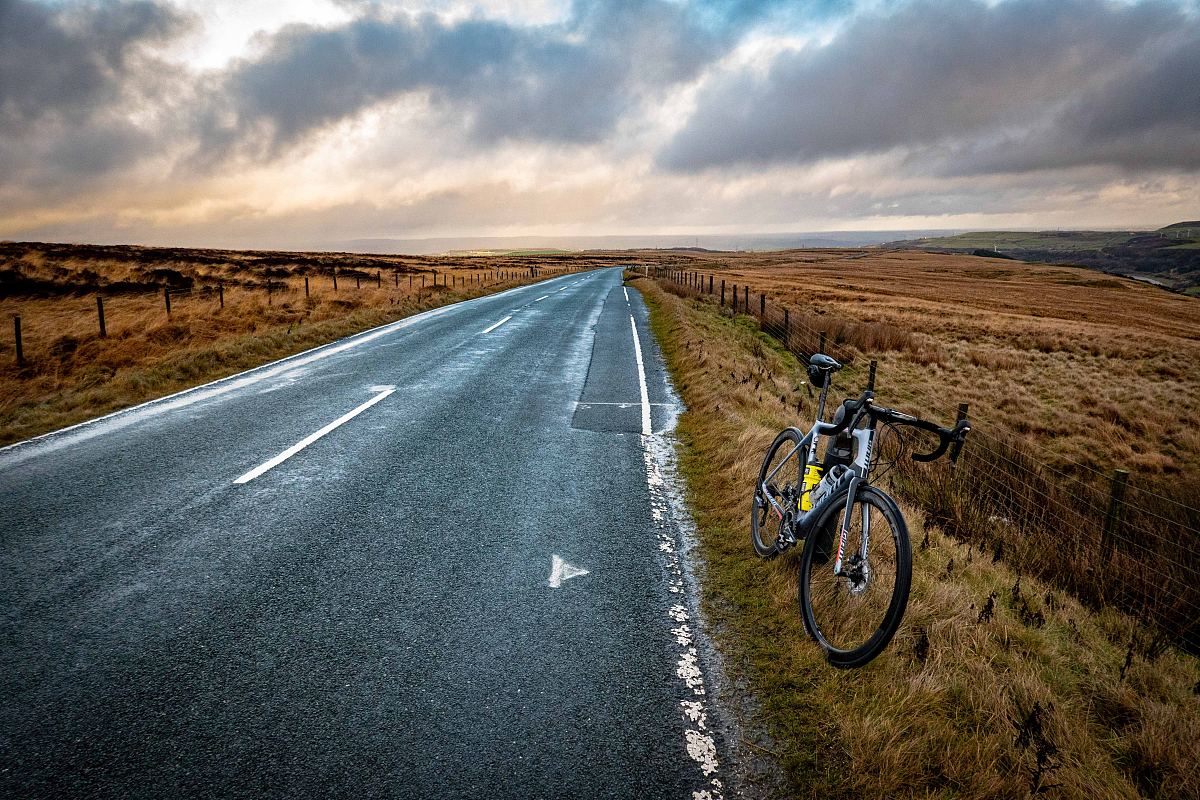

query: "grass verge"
left=632, top=274, right=1200, bottom=799
left=1, top=270, right=578, bottom=446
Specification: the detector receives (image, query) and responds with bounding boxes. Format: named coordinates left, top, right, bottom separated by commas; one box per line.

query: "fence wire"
left=649, top=267, right=1200, bottom=648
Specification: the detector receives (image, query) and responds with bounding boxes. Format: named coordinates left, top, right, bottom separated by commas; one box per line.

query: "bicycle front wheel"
left=798, top=485, right=911, bottom=668
left=751, top=428, right=804, bottom=557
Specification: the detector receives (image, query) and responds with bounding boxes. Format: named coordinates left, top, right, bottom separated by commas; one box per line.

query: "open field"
left=0, top=242, right=625, bottom=445
left=888, top=222, right=1200, bottom=291
left=639, top=250, right=1200, bottom=643
left=633, top=275, right=1200, bottom=799
left=637, top=249, right=1200, bottom=478
left=902, top=230, right=1139, bottom=251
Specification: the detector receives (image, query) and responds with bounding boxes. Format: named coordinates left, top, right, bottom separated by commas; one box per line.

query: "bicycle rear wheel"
left=751, top=428, right=804, bottom=557
left=798, top=485, right=911, bottom=668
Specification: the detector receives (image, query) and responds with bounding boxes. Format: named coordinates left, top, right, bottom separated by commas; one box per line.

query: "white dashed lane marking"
left=481, top=315, right=513, bottom=334
left=234, top=388, right=395, bottom=484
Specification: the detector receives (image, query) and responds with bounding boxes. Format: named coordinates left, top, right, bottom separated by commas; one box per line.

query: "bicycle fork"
left=832, top=476, right=871, bottom=593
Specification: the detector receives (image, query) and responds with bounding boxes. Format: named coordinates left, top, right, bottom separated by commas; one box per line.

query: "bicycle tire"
left=751, top=428, right=804, bottom=557
left=797, top=485, right=911, bottom=668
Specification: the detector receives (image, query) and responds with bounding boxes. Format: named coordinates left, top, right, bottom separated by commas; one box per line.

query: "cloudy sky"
left=1, top=0, right=1198, bottom=248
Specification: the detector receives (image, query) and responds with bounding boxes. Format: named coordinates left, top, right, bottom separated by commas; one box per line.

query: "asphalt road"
left=0, top=268, right=728, bottom=799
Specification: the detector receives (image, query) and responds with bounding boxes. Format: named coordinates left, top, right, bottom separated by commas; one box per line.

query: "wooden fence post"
left=333, top=269, right=338, bottom=291
left=164, top=288, right=171, bottom=316
left=732, top=284, right=737, bottom=311
left=219, top=282, right=224, bottom=308
left=759, top=292, right=765, bottom=317
left=305, top=276, right=310, bottom=298
left=708, top=275, right=713, bottom=294
left=395, top=271, right=399, bottom=287
left=96, top=296, right=107, bottom=338
left=356, top=276, right=361, bottom=289
left=744, top=285, right=749, bottom=311
left=1101, top=469, right=1130, bottom=559
left=377, top=271, right=382, bottom=288
left=819, top=330, right=826, bottom=353
left=720, top=280, right=725, bottom=305
left=13, top=315, right=23, bottom=365
left=868, top=360, right=877, bottom=391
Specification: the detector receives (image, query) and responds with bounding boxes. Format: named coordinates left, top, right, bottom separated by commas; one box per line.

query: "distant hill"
left=887, top=223, right=1200, bottom=293
left=328, top=230, right=968, bottom=255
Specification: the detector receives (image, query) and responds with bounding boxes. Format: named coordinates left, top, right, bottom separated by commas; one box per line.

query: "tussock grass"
left=642, top=249, right=1200, bottom=478
left=645, top=251, right=1200, bottom=646
left=633, top=276, right=1200, bottom=799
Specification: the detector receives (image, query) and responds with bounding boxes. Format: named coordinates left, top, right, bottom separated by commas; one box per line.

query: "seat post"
left=816, top=375, right=830, bottom=421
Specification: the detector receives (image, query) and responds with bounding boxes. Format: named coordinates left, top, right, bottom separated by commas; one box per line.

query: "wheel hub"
left=845, top=554, right=871, bottom=596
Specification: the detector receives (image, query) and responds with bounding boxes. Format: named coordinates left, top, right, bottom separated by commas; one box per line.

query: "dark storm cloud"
left=198, top=0, right=724, bottom=160
left=0, top=0, right=186, bottom=130
left=962, top=28, right=1200, bottom=173
left=658, top=0, right=1200, bottom=174
left=0, top=0, right=191, bottom=191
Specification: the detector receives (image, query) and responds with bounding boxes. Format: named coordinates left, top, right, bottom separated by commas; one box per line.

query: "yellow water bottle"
left=801, top=465, right=823, bottom=512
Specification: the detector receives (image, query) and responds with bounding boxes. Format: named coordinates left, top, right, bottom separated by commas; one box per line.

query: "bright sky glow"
left=1, top=0, right=1197, bottom=249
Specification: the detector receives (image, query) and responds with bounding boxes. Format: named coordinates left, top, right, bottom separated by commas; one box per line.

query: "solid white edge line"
left=482, top=315, right=513, bottom=334
left=629, top=315, right=652, bottom=437
left=234, top=389, right=395, bottom=484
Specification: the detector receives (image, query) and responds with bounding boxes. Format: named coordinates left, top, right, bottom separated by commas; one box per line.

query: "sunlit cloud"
left=1, top=0, right=1198, bottom=249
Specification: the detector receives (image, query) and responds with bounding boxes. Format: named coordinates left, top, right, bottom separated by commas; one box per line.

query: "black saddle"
left=807, top=353, right=842, bottom=387
left=809, top=353, right=842, bottom=372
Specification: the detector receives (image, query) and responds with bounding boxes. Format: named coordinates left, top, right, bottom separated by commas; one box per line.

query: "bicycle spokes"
left=803, top=493, right=904, bottom=656
left=752, top=429, right=806, bottom=558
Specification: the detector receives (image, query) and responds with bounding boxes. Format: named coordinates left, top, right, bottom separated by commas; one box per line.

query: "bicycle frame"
left=759, top=397, right=877, bottom=573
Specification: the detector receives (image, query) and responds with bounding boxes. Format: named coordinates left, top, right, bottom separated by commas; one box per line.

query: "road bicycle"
left=750, top=353, right=970, bottom=668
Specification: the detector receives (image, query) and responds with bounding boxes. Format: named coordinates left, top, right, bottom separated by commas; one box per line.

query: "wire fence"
left=649, top=266, right=1200, bottom=650
left=5, top=265, right=581, bottom=367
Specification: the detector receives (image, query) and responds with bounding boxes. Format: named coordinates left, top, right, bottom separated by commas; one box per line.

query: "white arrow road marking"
left=548, top=554, right=589, bottom=588
left=234, top=388, right=395, bottom=484
left=482, top=315, right=512, bottom=334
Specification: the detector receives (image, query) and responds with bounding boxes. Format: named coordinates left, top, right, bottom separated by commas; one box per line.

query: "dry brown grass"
left=644, top=250, right=1200, bottom=648
left=0, top=242, right=624, bottom=445
left=635, top=276, right=1200, bottom=799
left=641, top=249, right=1200, bottom=478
